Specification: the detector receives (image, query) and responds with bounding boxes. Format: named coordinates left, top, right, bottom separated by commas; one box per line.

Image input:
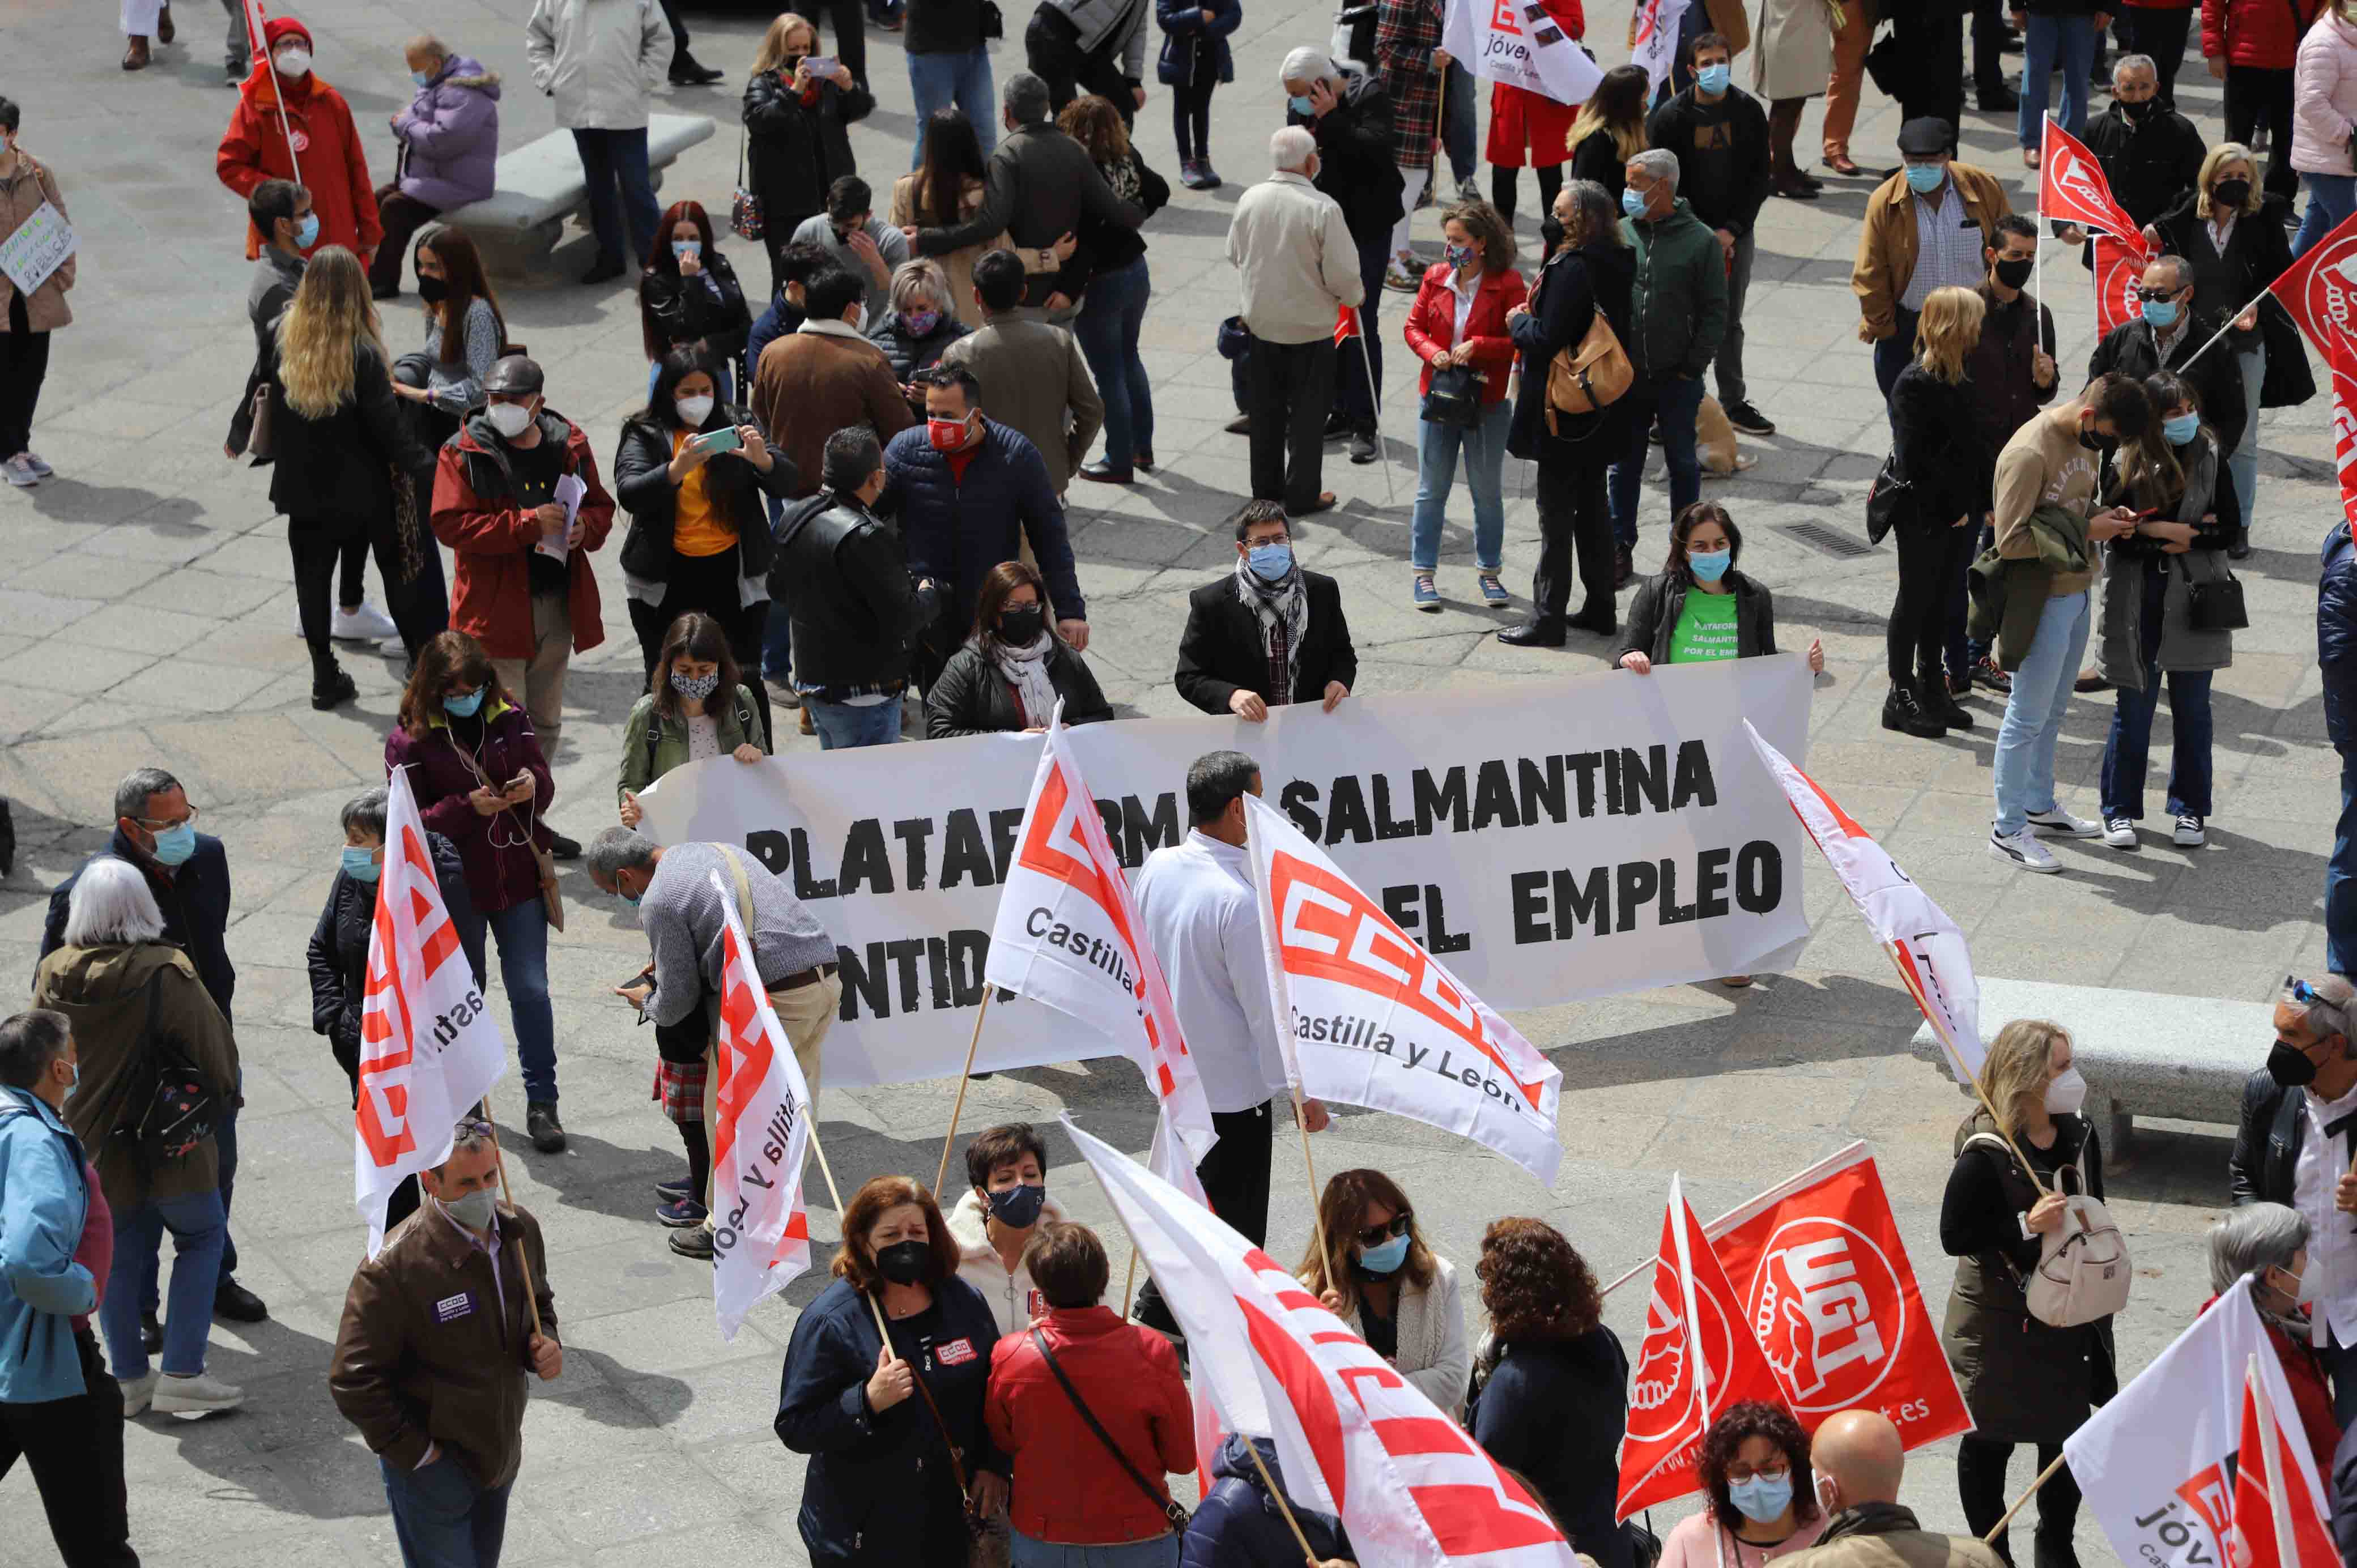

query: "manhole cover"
left=1778, top=521, right=1878, bottom=559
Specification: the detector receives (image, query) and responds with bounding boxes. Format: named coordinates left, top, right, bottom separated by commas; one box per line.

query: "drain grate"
left=1778, top=521, right=1879, bottom=559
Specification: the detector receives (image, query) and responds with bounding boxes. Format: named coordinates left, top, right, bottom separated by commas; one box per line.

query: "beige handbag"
left=1964, top=1134, right=2130, bottom=1328
left=1545, top=309, right=1635, bottom=433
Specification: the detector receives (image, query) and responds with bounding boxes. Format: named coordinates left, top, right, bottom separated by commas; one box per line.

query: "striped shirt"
left=1900, top=181, right=1985, bottom=312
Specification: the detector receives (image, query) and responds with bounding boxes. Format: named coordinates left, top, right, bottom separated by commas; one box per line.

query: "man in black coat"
left=2084, top=254, right=2247, bottom=464
left=1282, top=46, right=1403, bottom=466
left=39, top=766, right=266, bottom=1328
left=1175, top=502, right=1356, bottom=719
left=2070, top=57, right=2205, bottom=240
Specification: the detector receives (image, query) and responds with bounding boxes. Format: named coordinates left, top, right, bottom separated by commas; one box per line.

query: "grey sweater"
left=1035, top=0, right=1150, bottom=81
left=641, top=842, right=837, bottom=1026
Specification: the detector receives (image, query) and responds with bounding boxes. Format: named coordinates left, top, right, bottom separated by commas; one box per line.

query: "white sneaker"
left=118, top=1371, right=158, bottom=1417
left=2173, top=813, right=2207, bottom=847
left=2101, top=817, right=2138, bottom=849
left=2024, top=806, right=2102, bottom=839
left=1989, top=826, right=2062, bottom=873
left=331, top=601, right=401, bottom=642
left=2, top=454, right=39, bottom=487
left=152, top=1371, right=244, bottom=1414
left=20, top=451, right=52, bottom=477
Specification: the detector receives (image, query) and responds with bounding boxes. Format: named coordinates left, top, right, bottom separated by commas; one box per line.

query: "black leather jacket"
left=2230, top=1067, right=2306, bottom=1208
left=767, top=491, right=933, bottom=697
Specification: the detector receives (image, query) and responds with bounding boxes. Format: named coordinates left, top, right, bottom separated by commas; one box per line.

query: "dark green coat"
left=1616, top=197, right=1728, bottom=381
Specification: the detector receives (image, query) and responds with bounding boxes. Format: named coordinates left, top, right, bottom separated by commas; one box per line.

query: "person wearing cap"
left=216, top=18, right=383, bottom=265
left=1850, top=118, right=2010, bottom=417
left=430, top=354, right=616, bottom=825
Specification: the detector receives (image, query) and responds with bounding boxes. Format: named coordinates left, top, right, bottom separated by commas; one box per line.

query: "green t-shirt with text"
left=1670, top=589, right=1739, bottom=663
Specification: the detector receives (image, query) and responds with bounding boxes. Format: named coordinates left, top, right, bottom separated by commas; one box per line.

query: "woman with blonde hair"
left=1882, top=284, right=1988, bottom=741
left=1298, top=1169, right=1470, bottom=1412
left=866, top=255, right=969, bottom=382
left=743, top=10, right=873, bottom=299
left=1939, top=1019, right=2111, bottom=1566
left=254, top=245, right=433, bottom=706
left=1565, top=65, right=1649, bottom=205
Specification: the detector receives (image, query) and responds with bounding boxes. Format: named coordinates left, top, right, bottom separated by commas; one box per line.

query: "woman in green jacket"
left=617, top=611, right=770, bottom=829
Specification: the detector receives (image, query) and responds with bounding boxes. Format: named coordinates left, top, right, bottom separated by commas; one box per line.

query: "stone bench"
left=438, top=113, right=716, bottom=274
left=1907, top=976, right=2270, bottom=1162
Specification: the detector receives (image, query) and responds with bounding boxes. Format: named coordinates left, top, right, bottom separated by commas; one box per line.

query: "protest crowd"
left=18, top=0, right=2357, bottom=1565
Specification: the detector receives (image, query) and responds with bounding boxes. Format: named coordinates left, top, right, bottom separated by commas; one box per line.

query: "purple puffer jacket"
left=394, top=55, right=501, bottom=209
left=383, top=693, right=554, bottom=917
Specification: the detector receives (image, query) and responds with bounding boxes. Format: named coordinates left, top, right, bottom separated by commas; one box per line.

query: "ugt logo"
left=1745, top=1220, right=1905, bottom=1412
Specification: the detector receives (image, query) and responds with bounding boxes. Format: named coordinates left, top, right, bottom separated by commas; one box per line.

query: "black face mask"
left=998, top=605, right=1045, bottom=645
left=1993, top=257, right=2033, bottom=289
left=2269, top=1041, right=2322, bottom=1089
left=2078, top=429, right=2111, bottom=452
left=2214, top=178, right=2253, bottom=210
left=876, top=1239, right=931, bottom=1285
left=416, top=275, right=449, bottom=306
left=2120, top=97, right=2156, bottom=123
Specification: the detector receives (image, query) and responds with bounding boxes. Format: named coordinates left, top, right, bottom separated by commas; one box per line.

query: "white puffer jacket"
left=524, top=0, right=671, bottom=131
left=2294, top=8, right=2357, bottom=177
left=946, top=1187, right=1071, bottom=1337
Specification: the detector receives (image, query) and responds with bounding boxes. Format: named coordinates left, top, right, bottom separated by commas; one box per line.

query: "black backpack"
left=118, top=977, right=220, bottom=1172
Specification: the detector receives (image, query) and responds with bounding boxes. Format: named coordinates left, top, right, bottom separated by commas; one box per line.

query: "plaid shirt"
left=1265, top=617, right=1294, bottom=707
left=1376, top=0, right=1445, bottom=170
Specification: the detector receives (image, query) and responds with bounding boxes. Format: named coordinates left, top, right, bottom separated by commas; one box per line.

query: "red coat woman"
left=216, top=17, right=382, bottom=262
left=1487, top=0, right=1589, bottom=171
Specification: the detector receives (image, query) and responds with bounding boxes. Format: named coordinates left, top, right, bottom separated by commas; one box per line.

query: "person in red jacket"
left=216, top=17, right=383, bottom=263
left=1487, top=0, right=1586, bottom=231
left=2203, top=0, right=2322, bottom=201
left=1404, top=199, right=1529, bottom=613
left=985, top=1222, right=1194, bottom=1562
left=429, top=355, right=615, bottom=846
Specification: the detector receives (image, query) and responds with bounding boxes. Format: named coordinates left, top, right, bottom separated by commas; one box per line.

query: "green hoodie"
left=1618, top=196, right=1729, bottom=381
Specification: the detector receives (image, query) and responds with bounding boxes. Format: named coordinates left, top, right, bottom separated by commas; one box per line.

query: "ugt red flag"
left=2229, top=1352, right=2340, bottom=1568
left=2041, top=116, right=2141, bottom=238
left=1705, top=1143, right=1971, bottom=1449
left=1241, top=794, right=1563, bottom=1184
left=2268, top=207, right=2357, bottom=526
left=1618, top=1174, right=1794, bottom=1518
left=710, top=871, right=815, bottom=1340
left=358, top=766, right=508, bottom=1255
left=2095, top=230, right=2153, bottom=337
left=1743, top=722, right=1982, bottom=1083
left=985, top=710, right=1217, bottom=1190
left=1065, top=1115, right=1581, bottom=1567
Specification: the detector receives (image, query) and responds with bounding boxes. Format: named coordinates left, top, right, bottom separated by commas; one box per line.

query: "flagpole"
left=1120, top=1250, right=1140, bottom=1318
left=245, top=0, right=305, bottom=190
left=801, top=1114, right=896, bottom=1344
left=1352, top=308, right=1396, bottom=507
left=1289, top=1085, right=1334, bottom=1280
left=479, top=1092, right=545, bottom=1339
left=1243, top=1440, right=1328, bottom=1568
left=933, top=990, right=994, bottom=1197
left=1982, top=1455, right=2067, bottom=1545
left=2176, top=287, right=2271, bottom=374
left=1879, top=942, right=2050, bottom=1196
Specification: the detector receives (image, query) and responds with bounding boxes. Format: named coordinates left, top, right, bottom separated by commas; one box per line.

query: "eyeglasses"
left=1726, top=1462, right=1792, bottom=1484
left=1355, top=1212, right=1412, bottom=1249
left=133, top=804, right=199, bottom=830
left=453, top=1115, right=495, bottom=1139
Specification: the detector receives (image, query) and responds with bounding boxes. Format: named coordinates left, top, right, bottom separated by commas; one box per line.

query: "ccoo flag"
left=2228, top=1352, right=2340, bottom=1568
left=709, top=870, right=817, bottom=1339
left=1442, top=0, right=1604, bottom=105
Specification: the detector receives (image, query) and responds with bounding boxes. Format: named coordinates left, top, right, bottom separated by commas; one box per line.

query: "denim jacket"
left=0, top=1086, right=96, bottom=1404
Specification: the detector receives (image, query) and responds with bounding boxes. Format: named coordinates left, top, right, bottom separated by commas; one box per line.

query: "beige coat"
left=890, top=172, right=1013, bottom=331
left=1752, top=0, right=1834, bottom=101
left=936, top=316, right=1104, bottom=492
left=0, top=152, right=74, bottom=333
left=1992, top=400, right=2103, bottom=598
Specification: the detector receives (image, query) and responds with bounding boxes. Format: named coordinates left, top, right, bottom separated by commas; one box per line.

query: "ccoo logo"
left=1742, top=1217, right=1906, bottom=1413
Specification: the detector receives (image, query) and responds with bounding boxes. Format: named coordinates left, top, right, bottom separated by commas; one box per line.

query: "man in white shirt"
left=1130, top=749, right=1326, bottom=1337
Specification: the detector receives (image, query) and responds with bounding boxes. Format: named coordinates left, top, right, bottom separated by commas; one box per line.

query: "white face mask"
left=2044, top=1066, right=2088, bottom=1117
left=2281, top=1262, right=2322, bottom=1306
left=275, top=47, right=312, bottom=76
left=675, top=394, right=716, bottom=428
left=486, top=401, right=534, bottom=439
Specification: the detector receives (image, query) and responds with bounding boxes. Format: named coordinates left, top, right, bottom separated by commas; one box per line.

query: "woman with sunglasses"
left=1298, top=1170, right=1469, bottom=1412
left=1657, top=1403, right=1827, bottom=1568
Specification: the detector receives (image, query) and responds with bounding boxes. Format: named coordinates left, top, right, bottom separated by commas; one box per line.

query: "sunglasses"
left=1356, top=1212, right=1412, bottom=1249
left=2134, top=287, right=2182, bottom=304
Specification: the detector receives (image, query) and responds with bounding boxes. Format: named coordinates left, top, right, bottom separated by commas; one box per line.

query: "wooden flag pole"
left=477, top=1094, right=544, bottom=1339
left=1244, top=1439, right=1328, bottom=1568
left=1290, top=1086, right=1333, bottom=1276
left=1982, top=1455, right=2068, bottom=1545
left=1120, top=1250, right=1141, bottom=1318
left=801, top=1113, right=895, bottom=1344
left=934, top=990, right=994, bottom=1198
left=1880, top=942, right=2051, bottom=1198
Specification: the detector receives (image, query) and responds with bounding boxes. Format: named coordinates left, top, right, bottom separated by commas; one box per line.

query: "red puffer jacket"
left=985, top=1306, right=1195, bottom=1546
left=1403, top=262, right=1530, bottom=403
left=2203, top=0, right=2321, bottom=70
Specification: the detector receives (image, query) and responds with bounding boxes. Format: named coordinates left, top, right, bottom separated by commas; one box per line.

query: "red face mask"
left=928, top=415, right=968, bottom=452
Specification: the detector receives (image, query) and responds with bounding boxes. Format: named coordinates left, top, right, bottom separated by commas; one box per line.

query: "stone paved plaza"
left=0, top=0, right=2343, bottom=1561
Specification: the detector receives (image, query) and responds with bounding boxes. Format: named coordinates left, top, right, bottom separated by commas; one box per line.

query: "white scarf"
left=992, top=633, right=1060, bottom=728
left=1233, top=555, right=1308, bottom=694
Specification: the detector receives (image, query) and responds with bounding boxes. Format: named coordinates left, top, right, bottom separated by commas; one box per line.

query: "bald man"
left=1782, top=1411, right=2006, bottom=1568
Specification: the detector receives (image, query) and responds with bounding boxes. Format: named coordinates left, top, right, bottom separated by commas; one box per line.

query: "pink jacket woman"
left=2294, top=8, right=2357, bottom=176
left=394, top=54, right=502, bottom=208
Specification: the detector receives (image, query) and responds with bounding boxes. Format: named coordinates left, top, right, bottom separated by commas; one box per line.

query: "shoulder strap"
left=722, top=844, right=759, bottom=936
left=1027, top=1325, right=1175, bottom=1519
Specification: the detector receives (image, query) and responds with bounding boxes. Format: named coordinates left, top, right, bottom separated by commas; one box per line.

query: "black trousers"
left=1971, top=0, right=2009, bottom=97
left=813, top=0, right=869, bottom=92
left=1895, top=5, right=1965, bottom=138
left=2227, top=64, right=2299, bottom=202
left=367, top=189, right=443, bottom=295
left=1887, top=520, right=1977, bottom=684
left=1531, top=432, right=1615, bottom=625
left=1246, top=335, right=1337, bottom=515
left=1, top=292, right=50, bottom=457
left=289, top=517, right=435, bottom=663
left=1026, top=8, right=1137, bottom=125
left=0, top=1327, right=138, bottom=1567
left=624, top=547, right=777, bottom=749
left=1172, top=74, right=1216, bottom=161
left=1957, top=1435, right=2081, bottom=1563
left=658, top=0, right=692, bottom=57
left=1133, top=1100, right=1275, bottom=1333
left=2118, top=5, right=2192, bottom=105
left=1490, top=164, right=1563, bottom=230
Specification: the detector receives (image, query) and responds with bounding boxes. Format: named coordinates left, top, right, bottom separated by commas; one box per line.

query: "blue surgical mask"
left=411, top=68, right=436, bottom=87
left=1622, top=186, right=1647, bottom=218
left=2142, top=297, right=2179, bottom=329
left=1246, top=542, right=1294, bottom=581
left=1358, top=1232, right=1411, bottom=1275
left=1688, top=547, right=1732, bottom=582
left=1445, top=242, right=1477, bottom=269
left=342, top=845, right=382, bottom=883
left=987, top=1183, right=1048, bottom=1229
left=1729, top=1472, right=1795, bottom=1524
left=672, top=239, right=702, bottom=262
left=63, top=1060, right=79, bottom=1101
left=619, top=885, right=641, bottom=909
left=1904, top=162, right=1945, bottom=194
left=1696, top=62, right=1731, bottom=94
left=294, top=211, right=320, bottom=248
left=2163, top=411, right=2201, bottom=446
left=1288, top=93, right=1316, bottom=117
left=150, top=823, right=198, bottom=867
left=443, top=688, right=486, bottom=719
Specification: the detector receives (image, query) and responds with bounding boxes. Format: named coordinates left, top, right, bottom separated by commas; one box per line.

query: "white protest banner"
left=1629, top=0, right=1692, bottom=97
left=710, top=870, right=815, bottom=1339
left=2065, top=1281, right=2320, bottom=1568
left=642, top=662, right=1813, bottom=1087
left=987, top=714, right=1218, bottom=1179
left=1066, top=1117, right=1581, bottom=1567
left=0, top=202, right=74, bottom=296
left=358, top=766, right=509, bottom=1254
left=1244, top=792, right=1564, bottom=1184
left=1443, top=0, right=1604, bottom=105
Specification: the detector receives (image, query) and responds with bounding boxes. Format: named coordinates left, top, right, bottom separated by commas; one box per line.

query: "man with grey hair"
left=1280, top=45, right=1401, bottom=467
left=2233, top=974, right=2357, bottom=1423
left=586, top=832, right=840, bottom=1257
left=2084, top=254, right=2247, bottom=484
left=2073, top=53, right=2202, bottom=240
left=332, top=1116, right=561, bottom=1567
left=2205, top=1203, right=2342, bottom=1458
left=1227, top=125, right=1364, bottom=518
left=39, top=765, right=266, bottom=1330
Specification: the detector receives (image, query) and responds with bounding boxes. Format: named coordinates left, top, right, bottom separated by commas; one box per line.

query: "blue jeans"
left=569, top=127, right=660, bottom=266
left=2231, top=341, right=2264, bottom=532
left=2019, top=14, right=2095, bottom=146
left=449, top=898, right=558, bottom=1102
left=101, top=1189, right=225, bottom=1379
left=2332, top=750, right=2357, bottom=979
left=1411, top=398, right=1512, bottom=572
left=908, top=49, right=996, bottom=168
left=1073, top=257, right=1154, bottom=471
left=1608, top=374, right=1704, bottom=549
left=1011, top=1530, right=1180, bottom=1568
left=1993, top=590, right=2091, bottom=836
left=2297, top=173, right=2357, bottom=258
left=805, top=695, right=903, bottom=748
left=2099, top=565, right=2214, bottom=820
left=382, top=1453, right=514, bottom=1568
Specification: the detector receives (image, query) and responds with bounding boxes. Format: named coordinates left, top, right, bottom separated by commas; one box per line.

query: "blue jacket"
left=879, top=419, right=1086, bottom=634
left=1155, top=0, right=1240, bottom=86
left=776, top=1275, right=1009, bottom=1563
left=1181, top=1435, right=1351, bottom=1568
left=2323, top=522, right=2357, bottom=753
left=41, top=828, right=236, bottom=1024
left=0, top=1086, right=96, bottom=1405
left=1469, top=1327, right=1634, bottom=1568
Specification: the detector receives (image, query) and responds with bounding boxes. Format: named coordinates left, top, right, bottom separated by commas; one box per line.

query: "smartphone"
left=805, top=55, right=837, bottom=76
left=699, top=425, right=743, bottom=453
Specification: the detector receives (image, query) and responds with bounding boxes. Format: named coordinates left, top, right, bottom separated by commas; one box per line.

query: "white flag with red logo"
left=1064, top=1115, right=1582, bottom=1567
left=1628, top=0, right=1693, bottom=96
left=2269, top=207, right=2357, bottom=527
left=2041, top=116, right=2142, bottom=238
left=2095, top=230, right=2154, bottom=338
left=2230, top=1352, right=2341, bottom=1568
left=2066, top=1281, right=2320, bottom=1568
left=1241, top=794, right=1563, bottom=1184
left=357, top=766, right=509, bottom=1256
left=1743, top=723, right=1983, bottom=1083
left=709, top=870, right=816, bottom=1340
left=986, top=713, right=1217, bottom=1192
left=1441, top=0, right=1604, bottom=105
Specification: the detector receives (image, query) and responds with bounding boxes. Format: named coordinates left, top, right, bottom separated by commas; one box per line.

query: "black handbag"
left=1420, top=363, right=1483, bottom=427
left=1865, top=453, right=1915, bottom=544
left=1027, top=1326, right=1190, bottom=1533
left=120, top=979, right=221, bottom=1172
left=2179, top=553, right=2249, bottom=632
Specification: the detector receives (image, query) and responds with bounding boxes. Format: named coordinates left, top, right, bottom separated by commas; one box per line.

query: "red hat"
left=263, top=16, right=312, bottom=50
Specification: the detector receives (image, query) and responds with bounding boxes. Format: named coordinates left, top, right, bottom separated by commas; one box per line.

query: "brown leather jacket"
left=1849, top=163, right=2012, bottom=343
left=1782, top=1504, right=2009, bottom=1568
left=329, top=1201, right=558, bottom=1490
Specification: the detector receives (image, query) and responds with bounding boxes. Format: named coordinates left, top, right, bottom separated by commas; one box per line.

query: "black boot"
left=526, top=1101, right=567, bottom=1152
left=2032, top=1527, right=2081, bottom=1568
left=1497, top=617, right=1567, bottom=647
left=669, top=50, right=725, bottom=84
left=311, top=653, right=356, bottom=711
left=1918, top=669, right=1976, bottom=730
left=1565, top=599, right=1616, bottom=637
left=1881, top=679, right=1946, bottom=738
left=2228, top=523, right=2253, bottom=560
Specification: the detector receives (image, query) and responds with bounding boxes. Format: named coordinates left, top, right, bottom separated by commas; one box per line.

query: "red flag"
left=2228, top=1353, right=2341, bottom=1568
left=1618, top=1175, right=1794, bottom=1518
left=2267, top=207, right=2357, bottom=526
left=2094, top=231, right=2152, bottom=337
left=2040, top=116, right=2141, bottom=238
left=1335, top=303, right=1359, bottom=346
